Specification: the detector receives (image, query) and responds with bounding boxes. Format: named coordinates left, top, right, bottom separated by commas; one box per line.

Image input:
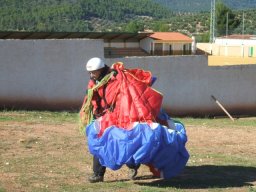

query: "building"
left=140, top=32, right=193, bottom=56
left=197, top=34, right=256, bottom=58
left=215, top=34, right=256, bottom=46
left=0, top=31, right=194, bottom=58
left=104, top=32, right=193, bottom=57
left=215, top=35, right=256, bottom=57
left=1, top=31, right=256, bottom=116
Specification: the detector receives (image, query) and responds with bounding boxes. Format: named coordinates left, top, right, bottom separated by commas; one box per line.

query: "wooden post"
left=211, top=95, right=235, bottom=121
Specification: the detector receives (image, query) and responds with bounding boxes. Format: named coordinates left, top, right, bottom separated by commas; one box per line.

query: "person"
left=81, top=57, right=140, bottom=183
left=80, top=57, right=189, bottom=182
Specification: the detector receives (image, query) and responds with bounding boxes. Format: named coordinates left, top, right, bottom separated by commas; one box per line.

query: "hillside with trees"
left=154, top=0, right=256, bottom=12
left=0, top=0, right=255, bottom=42
left=0, top=0, right=173, bottom=32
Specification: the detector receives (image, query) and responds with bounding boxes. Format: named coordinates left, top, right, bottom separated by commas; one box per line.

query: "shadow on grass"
left=134, top=165, right=256, bottom=189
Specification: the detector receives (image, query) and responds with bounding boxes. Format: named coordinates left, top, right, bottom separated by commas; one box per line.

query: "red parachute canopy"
left=81, top=62, right=163, bottom=137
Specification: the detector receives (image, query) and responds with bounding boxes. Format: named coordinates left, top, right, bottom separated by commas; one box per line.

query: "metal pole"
left=242, top=12, right=245, bottom=37
left=210, top=0, right=215, bottom=42
left=211, top=95, right=235, bottom=121
left=226, top=12, right=229, bottom=37
left=209, top=0, right=214, bottom=54
left=213, top=0, right=215, bottom=41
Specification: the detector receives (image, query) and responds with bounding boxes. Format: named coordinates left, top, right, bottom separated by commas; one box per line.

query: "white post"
left=192, top=36, right=196, bottom=55
left=152, top=42, right=155, bottom=55
left=225, top=43, right=228, bottom=56
left=241, top=44, right=244, bottom=57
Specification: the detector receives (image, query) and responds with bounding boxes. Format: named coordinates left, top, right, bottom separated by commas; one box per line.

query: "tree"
left=216, top=0, right=240, bottom=36
left=124, top=20, right=144, bottom=33
left=152, top=21, right=169, bottom=32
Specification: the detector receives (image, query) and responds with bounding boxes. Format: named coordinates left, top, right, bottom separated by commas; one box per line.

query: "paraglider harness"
left=92, top=66, right=118, bottom=119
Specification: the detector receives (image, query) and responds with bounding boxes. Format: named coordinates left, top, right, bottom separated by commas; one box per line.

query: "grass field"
left=0, top=111, right=256, bottom=192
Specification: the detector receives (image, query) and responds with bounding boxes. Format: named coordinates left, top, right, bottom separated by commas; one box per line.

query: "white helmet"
left=86, top=57, right=105, bottom=72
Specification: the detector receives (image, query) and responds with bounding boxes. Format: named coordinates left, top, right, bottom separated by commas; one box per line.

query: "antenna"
left=210, top=0, right=216, bottom=43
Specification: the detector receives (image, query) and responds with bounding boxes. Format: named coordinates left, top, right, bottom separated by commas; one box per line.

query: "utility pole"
left=210, top=0, right=216, bottom=43
left=226, top=12, right=228, bottom=37
left=242, top=12, right=245, bottom=37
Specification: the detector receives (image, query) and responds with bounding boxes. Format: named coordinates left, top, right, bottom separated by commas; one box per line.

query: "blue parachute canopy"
left=86, top=120, right=189, bottom=179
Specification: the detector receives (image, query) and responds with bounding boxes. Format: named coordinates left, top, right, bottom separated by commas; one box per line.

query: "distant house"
left=197, top=34, right=256, bottom=57
left=140, top=32, right=193, bottom=56
left=215, top=34, right=256, bottom=46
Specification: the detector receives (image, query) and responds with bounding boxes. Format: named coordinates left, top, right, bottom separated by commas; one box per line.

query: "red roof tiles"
left=149, top=32, right=192, bottom=42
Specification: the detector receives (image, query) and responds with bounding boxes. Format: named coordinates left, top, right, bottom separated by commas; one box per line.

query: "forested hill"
left=0, top=0, right=173, bottom=32
left=0, top=0, right=256, bottom=38
left=154, top=0, right=256, bottom=12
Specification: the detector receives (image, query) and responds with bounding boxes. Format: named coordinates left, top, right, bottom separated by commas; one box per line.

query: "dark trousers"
left=93, top=156, right=106, bottom=176
left=93, top=156, right=140, bottom=176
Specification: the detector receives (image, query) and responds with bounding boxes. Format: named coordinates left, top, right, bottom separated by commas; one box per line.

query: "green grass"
left=179, top=116, right=256, bottom=128
left=1, top=110, right=256, bottom=127
left=0, top=110, right=78, bottom=124
left=0, top=111, right=256, bottom=192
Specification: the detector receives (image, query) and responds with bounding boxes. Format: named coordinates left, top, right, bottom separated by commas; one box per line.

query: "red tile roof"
left=149, top=32, right=192, bottom=42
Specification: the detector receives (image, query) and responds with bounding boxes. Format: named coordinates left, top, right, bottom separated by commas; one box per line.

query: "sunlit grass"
left=1, top=111, right=256, bottom=192
left=0, top=110, right=78, bottom=124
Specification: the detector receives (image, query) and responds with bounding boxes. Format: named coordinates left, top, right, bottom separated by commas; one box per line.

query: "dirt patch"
left=0, top=117, right=256, bottom=192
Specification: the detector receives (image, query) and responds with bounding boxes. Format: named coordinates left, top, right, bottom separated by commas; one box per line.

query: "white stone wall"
left=215, top=38, right=256, bottom=46
left=140, top=37, right=152, bottom=53
left=1, top=39, right=256, bottom=116
left=0, top=39, right=103, bottom=110
left=107, top=56, right=256, bottom=116
left=104, top=41, right=139, bottom=48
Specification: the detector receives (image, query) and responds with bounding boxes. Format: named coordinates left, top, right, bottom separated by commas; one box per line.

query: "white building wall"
left=173, top=44, right=183, bottom=51
left=192, top=36, right=196, bottom=54
left=163, top=43, right=169, bottom=51
left=104, top=41, right=139, bottom=48
left=215, top=38, right=256, bottom=46
left=140, top=37, right=153, bottom=53
left=125, top=42, right=140, bottom=48
left=107, top=56, right=256, bottom=116
left=0, top=39, right=104, bottom=110
left=1, top=39, right=256, bottom=116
